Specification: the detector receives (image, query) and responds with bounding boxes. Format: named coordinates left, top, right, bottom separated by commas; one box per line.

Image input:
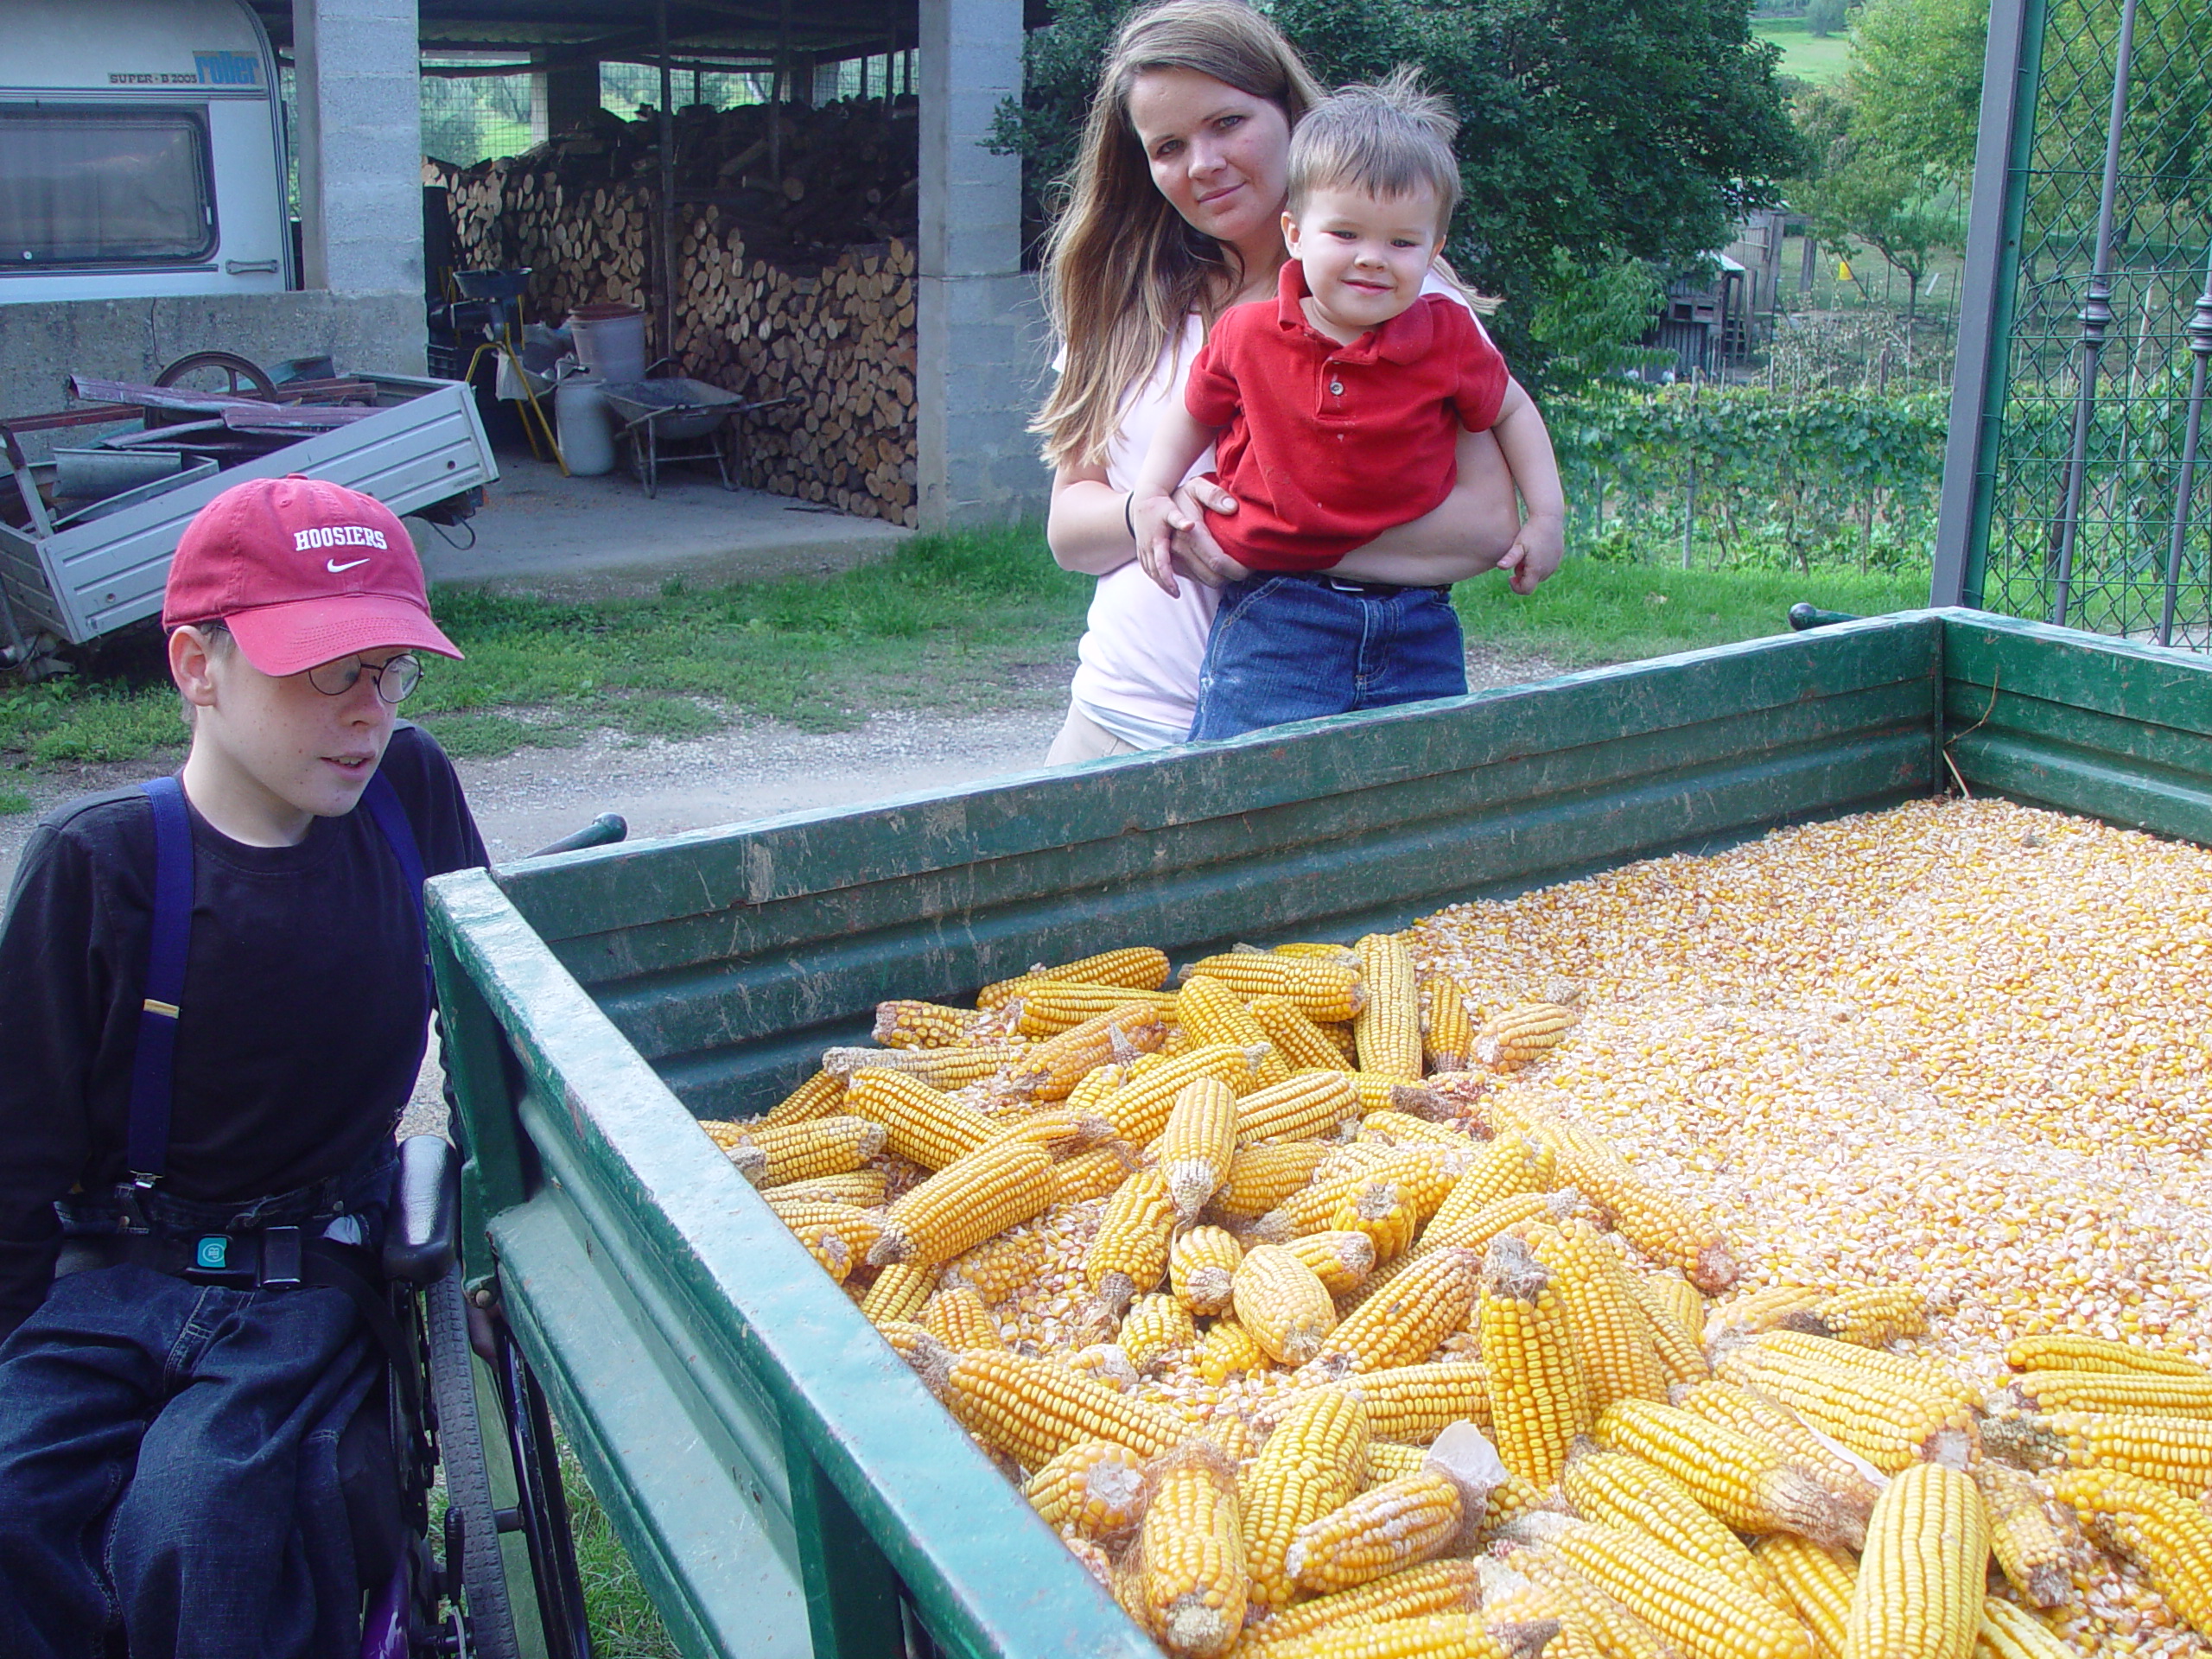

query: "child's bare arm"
left=1487, top=380, right=1567, bottom=596
left=1128, top=404, right=1223, bottom=598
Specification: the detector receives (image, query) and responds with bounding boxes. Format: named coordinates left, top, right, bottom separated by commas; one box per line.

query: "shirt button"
left=1330, top=381, right=1344, bottom=395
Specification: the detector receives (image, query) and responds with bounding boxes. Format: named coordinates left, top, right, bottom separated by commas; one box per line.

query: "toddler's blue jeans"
left=1190, top=572, right=1469, bottom=741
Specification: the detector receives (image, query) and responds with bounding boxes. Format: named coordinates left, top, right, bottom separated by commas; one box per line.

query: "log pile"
left=426, top=95, right=919, bottom=525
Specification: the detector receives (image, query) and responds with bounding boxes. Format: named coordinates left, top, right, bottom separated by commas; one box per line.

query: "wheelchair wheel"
left=423, top=1262, right=524, bottom=1659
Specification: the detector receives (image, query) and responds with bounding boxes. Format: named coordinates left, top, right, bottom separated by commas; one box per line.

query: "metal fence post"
left=1932, top=0, right=2044, bottom=608
left=2158, top=248, right=2212, bottom=647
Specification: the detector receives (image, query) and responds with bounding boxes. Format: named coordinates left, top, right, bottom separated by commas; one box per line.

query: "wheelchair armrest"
left=384, top=1135, right=461, bottom=1285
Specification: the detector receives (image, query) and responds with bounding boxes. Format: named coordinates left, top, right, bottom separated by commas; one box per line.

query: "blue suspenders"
left=124, top=772, right=430, bottom=1186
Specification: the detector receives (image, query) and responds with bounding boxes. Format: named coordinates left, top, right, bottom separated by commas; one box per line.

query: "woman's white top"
left=1065, top=273, right=1481, bottom=748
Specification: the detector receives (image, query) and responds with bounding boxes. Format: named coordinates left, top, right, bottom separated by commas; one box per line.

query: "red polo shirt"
left=1184, top=262, right=1510, bottom=572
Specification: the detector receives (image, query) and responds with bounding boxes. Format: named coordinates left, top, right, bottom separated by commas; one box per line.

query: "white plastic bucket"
left=555, top=372, right=616, bottom=476
left=567, top=305, right=648, bottom=385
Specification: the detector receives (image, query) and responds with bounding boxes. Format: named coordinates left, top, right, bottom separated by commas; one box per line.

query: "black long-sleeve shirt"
left=0, top=725, right=486, bottom=1334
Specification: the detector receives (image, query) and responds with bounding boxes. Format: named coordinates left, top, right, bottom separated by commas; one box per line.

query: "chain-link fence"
left=1934, top=0, right=2212, bottom=645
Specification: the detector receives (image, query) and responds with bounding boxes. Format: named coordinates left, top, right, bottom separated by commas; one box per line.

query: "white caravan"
left=1, top=0, right=293, bottom=302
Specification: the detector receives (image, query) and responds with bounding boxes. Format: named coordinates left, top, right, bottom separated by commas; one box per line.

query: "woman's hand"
left=1163, top=477, right=1251, bottom=588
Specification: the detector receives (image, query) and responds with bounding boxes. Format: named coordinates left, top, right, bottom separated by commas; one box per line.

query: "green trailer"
left=425, top=607, right=2212, bottom=1659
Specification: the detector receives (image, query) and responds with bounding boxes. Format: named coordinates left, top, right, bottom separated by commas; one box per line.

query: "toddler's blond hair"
left=1287, top=67, right=1460, bottom=238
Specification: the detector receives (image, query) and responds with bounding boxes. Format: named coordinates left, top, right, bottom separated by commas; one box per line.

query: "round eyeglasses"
left=306, top=652, right=423, bottom=704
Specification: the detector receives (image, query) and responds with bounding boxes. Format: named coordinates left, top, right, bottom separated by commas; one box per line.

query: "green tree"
left=993, top=0, right=1807, bottom=374
left=1806, top=0, right=1847, bottom=39
left=1847, top=0, right=1987, bottom=189
left=1529, top=251, right=1674, bottom=393
left=1792, top=84, right=1961, bottom=327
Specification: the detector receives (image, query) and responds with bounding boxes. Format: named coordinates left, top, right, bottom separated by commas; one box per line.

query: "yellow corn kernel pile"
left=709, top=798, right=2212, bottom=1659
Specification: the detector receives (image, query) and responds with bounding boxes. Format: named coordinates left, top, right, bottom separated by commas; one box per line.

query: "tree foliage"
left=1846, top=0, right=1987, bottom=188
left=993, top=0, right=1807, bottom=373
left=1791, top=83, right=1961, bottom=322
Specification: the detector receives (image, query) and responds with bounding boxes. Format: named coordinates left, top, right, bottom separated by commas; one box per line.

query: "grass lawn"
left=0, top=526, right=1933, bottom=776
left=1754, top=16, right=1853, bottom=85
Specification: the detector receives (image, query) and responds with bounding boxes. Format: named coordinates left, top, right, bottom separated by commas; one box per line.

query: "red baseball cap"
left=162, top=474, right=462, bottom=676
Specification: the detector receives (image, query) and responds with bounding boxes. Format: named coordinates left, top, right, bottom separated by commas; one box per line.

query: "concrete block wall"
left=294, top=0, right=425, bottom=298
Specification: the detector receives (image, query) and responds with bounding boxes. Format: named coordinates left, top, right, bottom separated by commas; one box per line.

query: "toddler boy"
left=1128, top=70, right=1567, bottom=740
left=0, top=475, right=487, bottom=1658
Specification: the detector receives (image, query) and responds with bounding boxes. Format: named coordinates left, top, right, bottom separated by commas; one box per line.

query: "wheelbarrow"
left=599, top=378, right=792, bottom=498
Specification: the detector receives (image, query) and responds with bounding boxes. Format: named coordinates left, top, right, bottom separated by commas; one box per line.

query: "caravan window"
left=0, top=109, right=216, bottom=267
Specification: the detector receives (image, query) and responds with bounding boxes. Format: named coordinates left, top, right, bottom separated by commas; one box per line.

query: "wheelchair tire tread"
left=424, top=1262, right=524, bottom=1659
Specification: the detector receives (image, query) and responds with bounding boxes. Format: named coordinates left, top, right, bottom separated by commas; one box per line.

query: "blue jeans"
left=1190, top=574, right=1469, bottom=741
left=0, top=1176, right=388, bottom=1659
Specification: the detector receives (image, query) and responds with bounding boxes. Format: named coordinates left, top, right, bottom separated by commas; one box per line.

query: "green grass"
left=0, top=788, right=31, bottom=815
left=562, top=1444, right=682, bottom=1658
left=1754, top=17, right=1854, bottom=85
left=1455, top=557, right=1929, bottom=664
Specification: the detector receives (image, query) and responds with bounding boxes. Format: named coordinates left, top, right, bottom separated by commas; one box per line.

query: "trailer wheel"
left=155, top=350, right=276, bottom=401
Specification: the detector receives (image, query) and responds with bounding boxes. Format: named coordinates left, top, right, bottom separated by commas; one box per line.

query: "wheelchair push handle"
left=526, top=813, right=627, bottom=860
left=384, top=1134, right=460, bottom=1285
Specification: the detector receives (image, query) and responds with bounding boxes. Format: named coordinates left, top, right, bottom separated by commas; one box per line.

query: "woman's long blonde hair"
left=1033, top=0, right=1325, bottom=472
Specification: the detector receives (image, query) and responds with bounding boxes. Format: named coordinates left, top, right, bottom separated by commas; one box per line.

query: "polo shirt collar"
left=1273, top=260, right=1436, bottom=365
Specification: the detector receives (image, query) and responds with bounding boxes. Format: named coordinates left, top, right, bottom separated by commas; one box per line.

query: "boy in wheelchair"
left=0, top=477, right=490, bottom=1659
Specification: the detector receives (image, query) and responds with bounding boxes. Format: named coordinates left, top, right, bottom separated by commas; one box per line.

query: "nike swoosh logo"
left=327, top=557, right=370, bottom=574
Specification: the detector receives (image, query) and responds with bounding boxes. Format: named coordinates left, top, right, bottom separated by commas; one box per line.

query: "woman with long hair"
left=1035, top=0, right=1537, bottom=762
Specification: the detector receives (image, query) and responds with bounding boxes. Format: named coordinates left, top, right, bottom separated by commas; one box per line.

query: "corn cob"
left=1842, top=1463, right=1987, bottom=1659
left=873, top=999, right=997, bottom=1049
left=1267, top=1147, right=1457, bottom=1243
left=1593, top=1399, right=1865, bottom=1550
left=874, top=1319, right=933, bottom=1367
left=1160, top=1077, right=1240, bottom=1222
left=1361, top=1441, right=1427, bottom=1485
left=2053, top=1466, right=2212, bottom=1630
left=1756, top=1535, right=1856, bottom=1659
left=1100, top=1044, right=1271, bottom=1145
left=759, top=1067, right=849, bottom=1127
left=871, top=1136, right=1058, bottom=1268
left=977, top=946, right=1172, bottom=1009
left=1637, top=1272, right=1707, bottom=1344
left=1120, top=1293, right=1197, bottom=1372
left=1993, top=1408, right=2212, bottom=1500
left=1066, top=1342, right=1139, bottom=1391
left=1025, top=1439, right=1149, bottom=1543
left=1476, top=1472, right=1572, bottom=1541
left=1746, top=1331, right=1980, bottom=1414
left=1208, top=1141, right=1334, bottom=1222
left=1333, top=1073, right=1448, bottom=1118
left=1512, top=1552, right=1689, bottom=1659
left=822, top=1044, right=1007, bottom=1090
left=922, top=1284, right=1005, bottom=1351
left=2005, top=1368, right=2212, bottom=1418
left=1171, top=1225, right=1244, bottom=1317
left=1351, top=934, right=1423, bottom=1081
left=712, top=1114, right=887, bottom=1187
left=1008, top=1003, right=1169, bottom=1100
left=1547, top=1128, right=1738, bottom=1294
left=1625, top=1274, right=1715, bottom=1385
left=1478, top=1236, right=1592, bottom=1485
left=1241, top=1387, right=1373, bottom=1609
left=1249, top=995, right=1363, bottom=1072
left=1233, top=1560, right=1481, bottom=1655
left=765, top=1199, right=884, bottom=1282
left=1563, top=1445, right=1793, bottom=1618
left=1286, top=1231, right=1378, bottom=1298
left=1552, top=1518, right=1815, bottom=1659
left=1974, top=1599, right=2075, bottom=1659
left=1345, top=1362, right=1491, bottom=1442
left=1067, top=1060, right=1128, bottom=1116
left=1262, top=1612, right=1547, bottom=1659
left=1085, top=1166, right=1179, bottom=1318
left=1235, top=1244, right=1341, bottom=1366
left=1707, top=1284, right=1834, bottom=1342
left=845, top=1069, right=997, bottom=1170
left=1317, top=1246, right=1483, bottom=1379
left=1286, top=1471, right=1467, bottom=1595
left=1174, top=974, right=1289, bottom=1085
left=1196, top=1319, right=1267, bottom=1384
left=1713, top=1338, right=1976, bottom=1474
left=1356, top=1111, right=1478, bottom=1154
left=1478, top=1577, right=1607, bottom=1659
left=1236, top=1071, right=1361, bottom=1146
left=1671, top=1380, right=1881, bottom=1522
left=1012, top=981, right=1179, bottom=1038
left=1183, top=951, right=1368, bottom=1020
left=2005, top=1333, right=2210, bottom=1378
left=1432, top=1135, right=1557, bottom=1224
left=763, top=1169, right=887, bottom=1208
left=860, top=1261, right=934, bottom=1325
left=1133, top=1441, right=1247, bottom=1659
left=941, top=1229, right=1045, bottom=1303
left=1331, top=1173, right=1427, bottom=1262
left=928, top=1345, right=1185, bottom=1465
left=1421, top=975, right=1478, bottom=1074
left=1971, top=1460, right=2070, bottom=1608
left=1471, top=1002, right=1575, bottom=1071
left=1529, top=1220, right=1671, bottom=1414
left=1797, top=1285, right=1927, bottom=1346
left=1058, top=1147, right=1137, bottom=1202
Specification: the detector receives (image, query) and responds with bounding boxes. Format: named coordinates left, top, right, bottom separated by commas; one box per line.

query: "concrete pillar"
left=292, top=0, right=423, bottom=299
left=541, top=60, right=601, bottom=137
left=916, top=0, right=1050, bottom=528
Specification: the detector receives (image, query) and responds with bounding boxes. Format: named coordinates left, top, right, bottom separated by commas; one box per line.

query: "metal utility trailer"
left=425, top=609, right=2212, bottom=1659
left=0, top=375, right=496, bottom=663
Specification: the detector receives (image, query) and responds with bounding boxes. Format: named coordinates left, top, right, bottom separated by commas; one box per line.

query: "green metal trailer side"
left=426, top=608, right=2212, bottom=1659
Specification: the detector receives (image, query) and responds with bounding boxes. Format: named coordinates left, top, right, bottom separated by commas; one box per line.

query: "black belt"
left=1282, top=572, right=1452, bottom=598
